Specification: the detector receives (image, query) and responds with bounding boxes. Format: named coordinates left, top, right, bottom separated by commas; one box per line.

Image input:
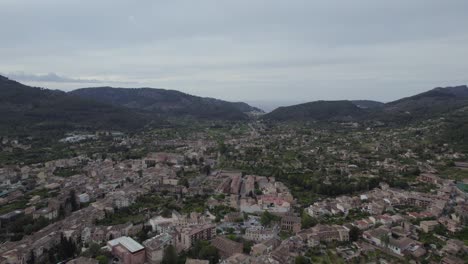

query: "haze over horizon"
left=1, top=0, right=468, bottom=104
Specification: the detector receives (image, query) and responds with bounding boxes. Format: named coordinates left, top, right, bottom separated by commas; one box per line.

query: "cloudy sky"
left=1, top=0, right=467, bottom=107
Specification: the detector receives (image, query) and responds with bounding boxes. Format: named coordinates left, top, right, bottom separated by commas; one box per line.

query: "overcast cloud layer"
left=1, top=0, right=467, bottom=105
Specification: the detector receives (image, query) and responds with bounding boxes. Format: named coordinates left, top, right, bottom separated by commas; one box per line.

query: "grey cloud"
left=5, top=72, right=103, bottom=83
left=0, top=0, right=467, bottom=102
left=4, top=72, right=137, bottom=85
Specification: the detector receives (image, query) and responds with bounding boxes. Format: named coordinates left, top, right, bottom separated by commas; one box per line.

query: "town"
left=1, top=119, right=467, bottom=264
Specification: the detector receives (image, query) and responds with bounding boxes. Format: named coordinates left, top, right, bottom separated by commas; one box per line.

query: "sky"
left=1, top=0, right=468, bottom=109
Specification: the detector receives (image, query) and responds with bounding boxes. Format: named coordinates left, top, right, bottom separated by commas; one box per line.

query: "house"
left=0, top=210, right=24, bottom=227
left=78, top=193, right=90, bottom=203
left=148, top=215, right=176, bottom=233
left=420, top=220, right=439, bottom=233
left=220, top=253, right=250, bottom=264
left=353, top=219, right=372, bottom=230
left=306, top=225, right=349, bottom=247
left=230, top=174, right=242, bottom=195
left=143, top=233, right=174, bottom=264
left=279, top=214, right=301, bottom=234
left=176, top=224, right=216, bottom=251
left=114, top=194, right=135, bottom=209
left=440, top=255, right=465, bottom=264
left=243, top=227, right=278, bottom=243
left=257, top=196, right=291, bottom=213
left=250, top=236, right=281, bottom=256
left=387, top=237, right=416, bottom=256
left=442, top=239, right=465, bottom=255
left=107, top=236, right=146, bottom=264
left=438, top=217, right=462, bottom=234
left=67, top=257, right=99, bottom=264
left=33, top=207, right=58, bottom=220
left=270, top=244, right=295, bottom=264
left=363, top=201, right=386, bottom=215
left=223, top=212, right=243, bottom=223
left=417, top=173, right=441, bottom=185
left=211, top=237, right=243, bottom=259
left=185, top=259, right=209, bottom=264
left=250, top=243, right=268, bottom=256
left=363, top=226, right=391, bottom=247
left=307, top=204, right=331, bottom=217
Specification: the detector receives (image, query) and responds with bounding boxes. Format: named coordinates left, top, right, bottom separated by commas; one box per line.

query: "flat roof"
left=108, top=236, right=144, bottom=253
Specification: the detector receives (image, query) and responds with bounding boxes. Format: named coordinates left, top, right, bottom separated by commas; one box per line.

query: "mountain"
left=263, top=100, right=366, bottom=121
left=263, top=85, right=468, bottom=123
left=383, top=85, right=468, bottom=118
left=70, top=87, right=262, bottom=120
left=0, top=75, right=160, bottom=134
left=351, top=100, right=384, bottom=109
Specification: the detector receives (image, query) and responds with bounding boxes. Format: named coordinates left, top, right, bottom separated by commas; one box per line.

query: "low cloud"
left=4, top=72, right=137, bottom=85
left=6, top=72, right=104, bottom=83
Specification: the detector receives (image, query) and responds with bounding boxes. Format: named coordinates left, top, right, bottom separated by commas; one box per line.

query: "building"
left=78, top=193, right=90, bottom=203
left=107, top=236, right=146, bottom=264
left=420, top=220, right=439, bottom=233
left=223, top=212, right=243, bottom=223
left=417, top=173, right=441, bottom=185
left=230, top=174, right=242, bottom=195
left=243, top=227, right=278, bottom=243
left=33, top=207, right=58, bottom=220
left=362, top=226, right=391, bottom=247
left=0, top=210, right=24, bottom=227
left=306, top=225, right=349, bottom=247
left=176, top=224, right=216, bottom=251
left=441, top=255, right=465, bottom=264
left=185, top=259, right=209, bottom=264
left=280, top=214, right=301, bottom=234
left=211, top=236, right=243, bottom=259
left=114, top=196, right=132, bottom=209
left=143, top=233, right=174, bottom=264
left=67, top=257, right=99, bottom=264
left=387, top=237, right=417, bottom=256
left=250, top=236, right=281, bottom=256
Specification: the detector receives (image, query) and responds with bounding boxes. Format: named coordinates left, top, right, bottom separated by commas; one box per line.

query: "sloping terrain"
left=0, top=75, right=159, bottom=134
left=70, top=87, right=262, bottom=120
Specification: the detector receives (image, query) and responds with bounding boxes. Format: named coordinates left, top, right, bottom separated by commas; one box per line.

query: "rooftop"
left=108, top=236, right=144, bottom=253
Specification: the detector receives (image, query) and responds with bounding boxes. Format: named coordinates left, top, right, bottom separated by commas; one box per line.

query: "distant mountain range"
left=0, top=75, right=261, bottom=134
left=2, top=73, right=468, bottom=134
left=261, top=100, right=367, bottom=122
left=0, top=75, right=164, bottom=134
left=263, top=85, right=468, bottom=123
left=70, top=87, right=262, bottom=120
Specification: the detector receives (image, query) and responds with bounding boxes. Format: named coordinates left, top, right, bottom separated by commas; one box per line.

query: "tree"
left=202, top=165, right=211, bottom=176
left=301, top=212, right=317, bottom=229
left=26, top=251, right=35, bottom=264
left=59, top=205, right=65, bottom=218
left=137, top=225, right=151, bottom=242
left=189, top=241, right=219, bottom=264
left=162, top=245, right=178, bottom=264
left=179, top=178, right=189, bottom=188
left=295, top=256, right=311, bottom=264
left=88, top=242, right=103, bottom=258
left=69, top=190, right=78, bottom=211
left=218, top=141, right=227, bottom=155
left=380, top=234, right=390, bottom=247
left=96, top=255, right=108, bottom=264
left=199, top=245, right=219, bottom=264
left=260, top=211, right=280, bottom=227
left=243, top=240, right=254, bottom=254
left=349, top=226, right=361, bottom=242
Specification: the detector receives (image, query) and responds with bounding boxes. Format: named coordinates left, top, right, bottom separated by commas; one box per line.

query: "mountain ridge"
left=263, top=85, right=468, bottom=122
left=69, top=86, right=262, bottom=120
left=0, top=75, right=162, bottom=134
left=0, top=75, right=260, bottom=135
